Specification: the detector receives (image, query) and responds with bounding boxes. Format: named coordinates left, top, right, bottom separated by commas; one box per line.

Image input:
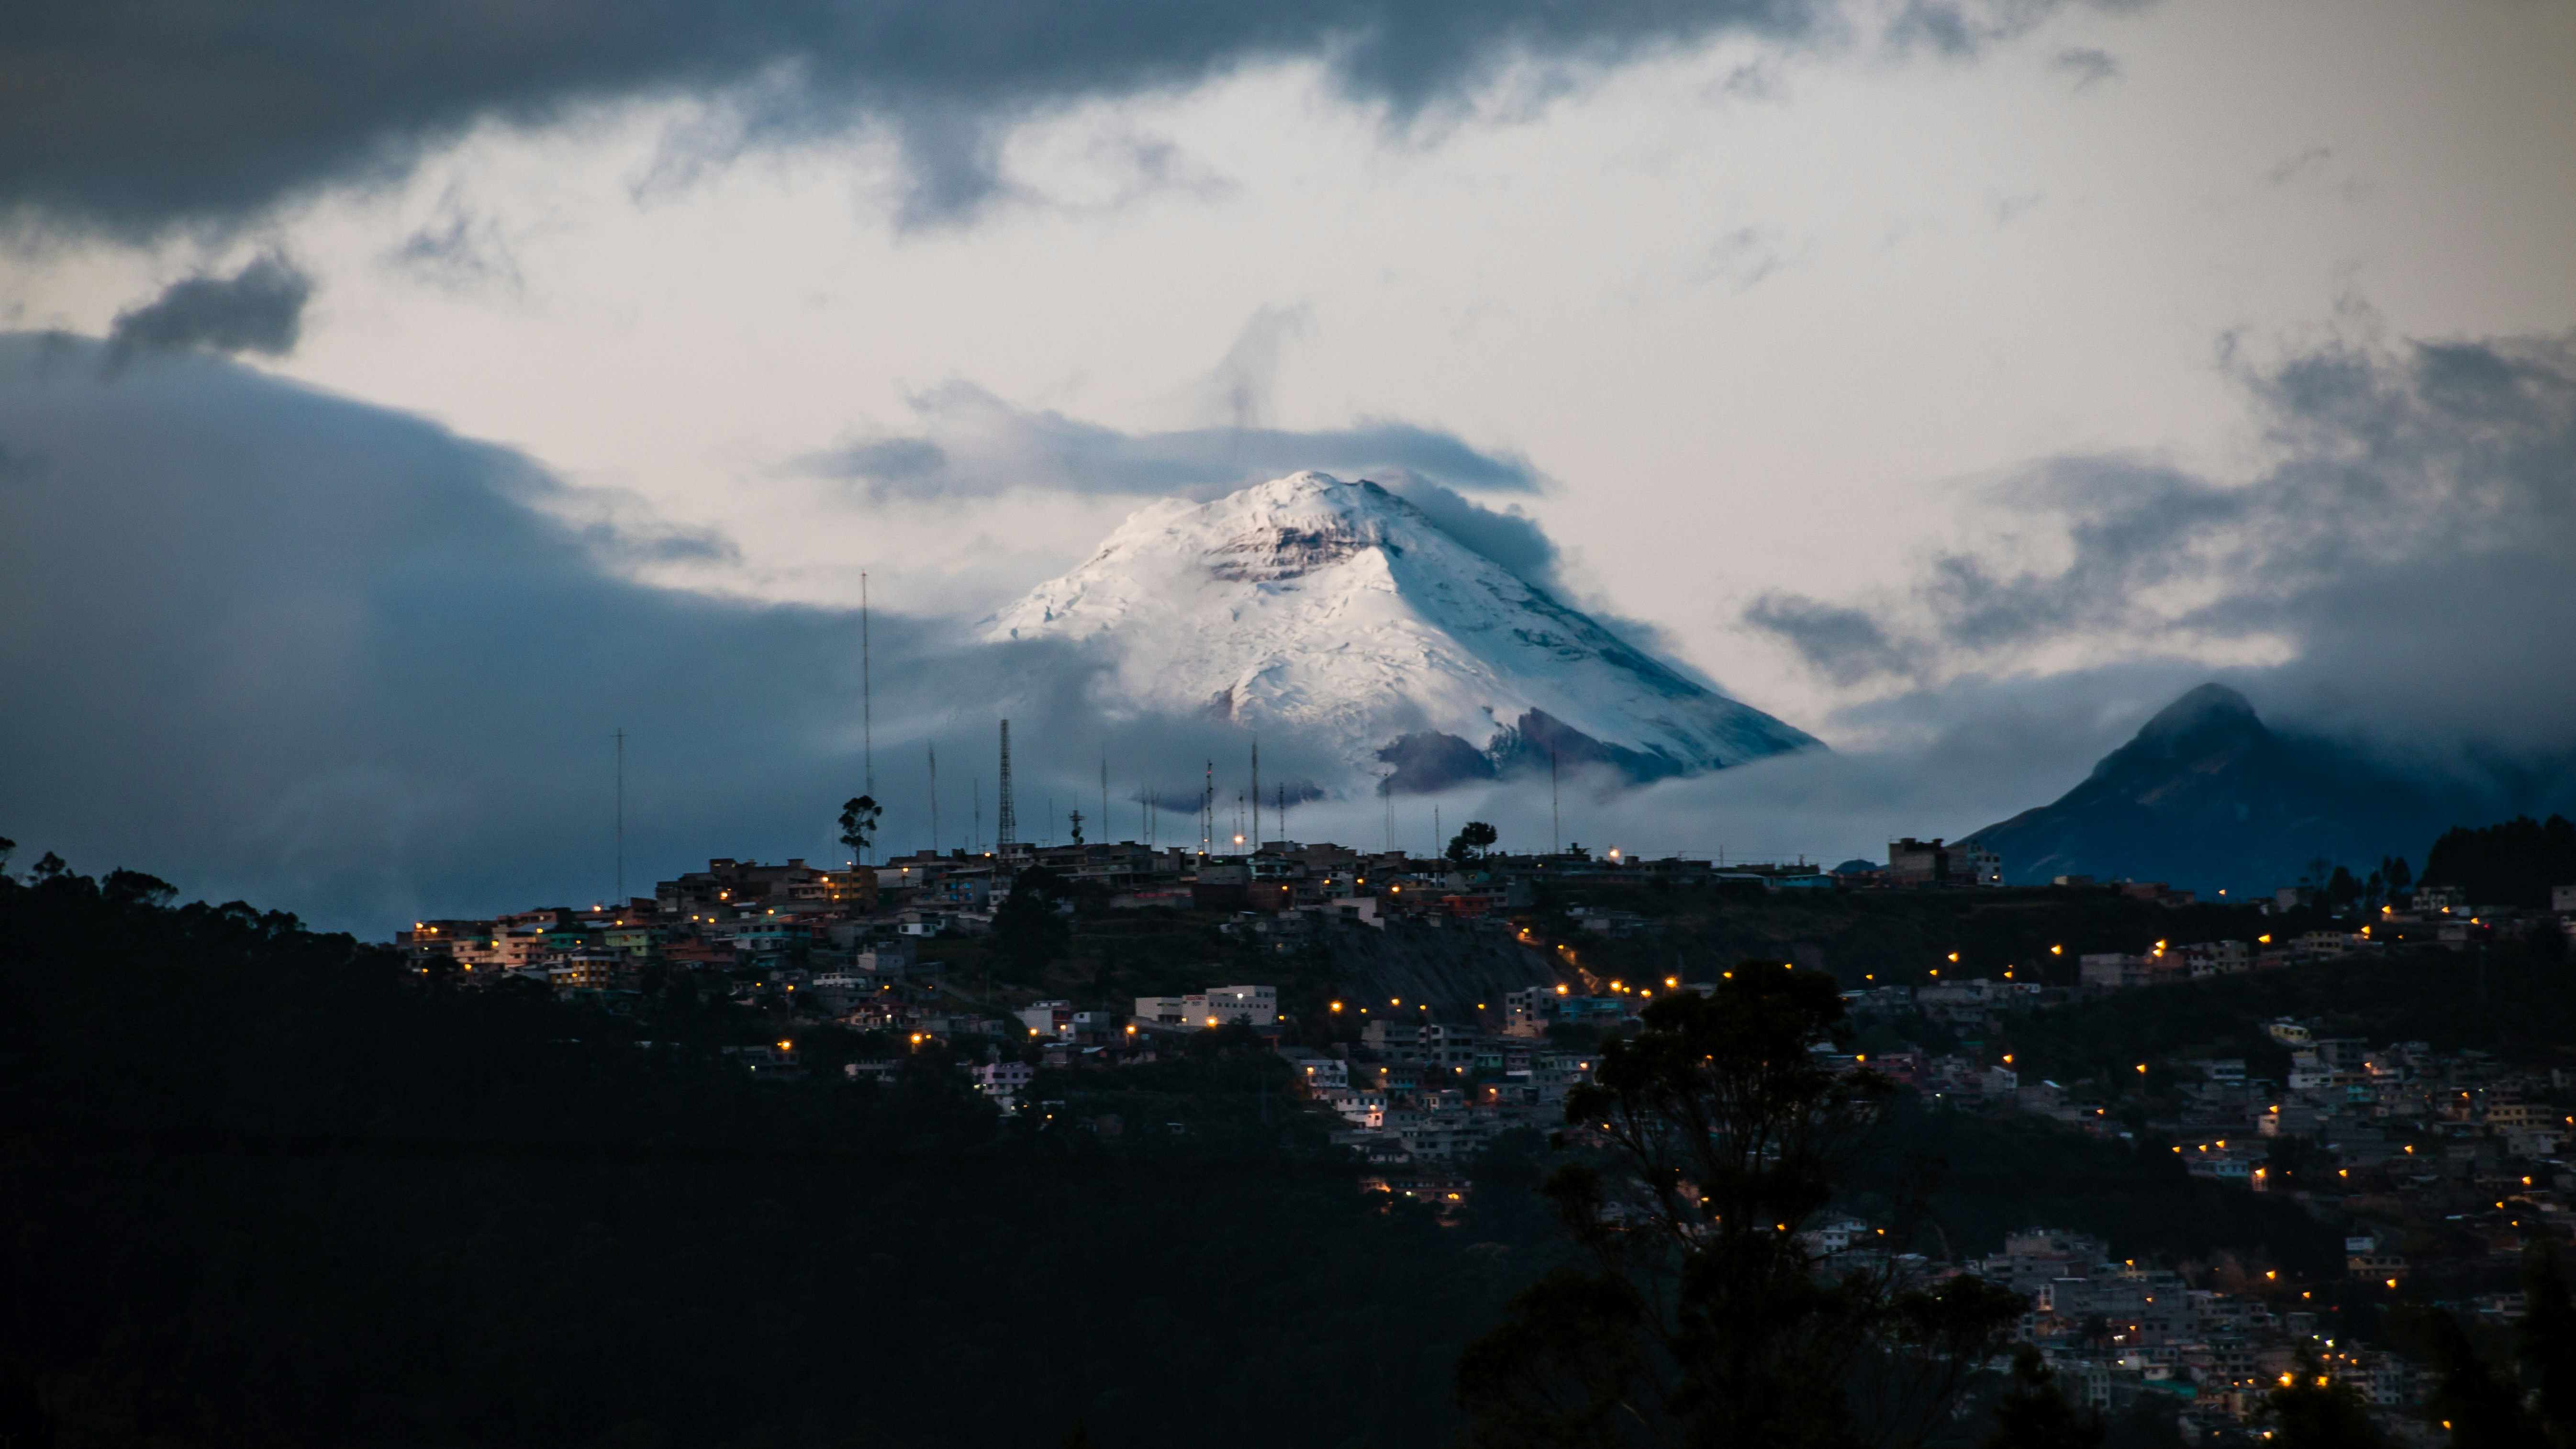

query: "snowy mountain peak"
left=988, top=473, right=1818, bottom=792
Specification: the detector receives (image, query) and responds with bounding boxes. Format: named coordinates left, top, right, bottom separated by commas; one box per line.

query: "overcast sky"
left=3, top=0, right=2572, bottom=928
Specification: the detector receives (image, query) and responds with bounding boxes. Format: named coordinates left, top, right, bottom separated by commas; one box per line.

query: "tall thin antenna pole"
left=973, top=778, right=981, bottom=855
left=1382, top=768, right=1393, bottom=853
left=1435, top=804, right=1442, bottom=862
left=1100, top=753, right=1109, bottom=848
left=1250, top=736, right=1260, bottom=851
left=928, top=742, right=940, bottom=855
left=860, top=572, right=873, bottom=800
left=1277, top=783, right=1287, bottom=844
left=1202, top=760, right=1213, bottom=856
left=996, top=720, right=1016, bottom=853
left=613, top=728, right=625, bottom=903
left=1551, top=747, right=1561, bottom=856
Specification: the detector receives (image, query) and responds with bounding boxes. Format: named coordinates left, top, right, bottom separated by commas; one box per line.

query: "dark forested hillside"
left=0, top=858, right=1540, bottom=1449
left=2421, top=814, right=2576, bottom=907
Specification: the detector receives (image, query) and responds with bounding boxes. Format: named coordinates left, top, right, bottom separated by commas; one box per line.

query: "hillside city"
left=384, top=819, right=2576, bottom=1447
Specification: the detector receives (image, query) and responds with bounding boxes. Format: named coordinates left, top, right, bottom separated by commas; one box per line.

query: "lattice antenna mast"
left=927, top=742, right=940, bottom=855
left=995, top=719, right=1017, bottom=853
left=860, top=572, right=873, bottom=799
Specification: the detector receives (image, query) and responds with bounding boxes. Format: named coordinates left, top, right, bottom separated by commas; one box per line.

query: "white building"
left=1197, top=984, right=1277, bottom=1026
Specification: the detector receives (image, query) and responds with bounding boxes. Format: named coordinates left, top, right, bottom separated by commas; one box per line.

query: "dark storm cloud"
left=0, top=333, right=1345, bottom=935
left=800, top=380, right=1541, bottom=501
left=0, top=0, right=2150, bottom=235
left=103, top=254, right=313, bottom=362
left=1743, top=329, right=2576, bottom=754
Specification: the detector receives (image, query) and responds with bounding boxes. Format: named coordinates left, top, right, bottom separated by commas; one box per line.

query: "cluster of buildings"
left=1276, top=979, right=1716, bottom=1170
left=396, top=839, right=1837, bottom=988
left=1924, top=1228, right=2441, bottom=1442
left=391, top=824, right=2059, bottom=998
left=2063, top=884, right=2576, bottom=994
left=1859, top=1006, right=2576, bottom=1310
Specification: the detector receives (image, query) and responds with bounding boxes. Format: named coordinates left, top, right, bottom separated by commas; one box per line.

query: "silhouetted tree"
left=2415, top=1311, right=2527, bottom=1448
left=2265, top=1348, right=2389, bottom=1447
left=838, top=794, right=881, bottom=866
left=992, top=865, right=1071, bottom=983
left=1447, top=820, right=1498, bottom=866
left=1456, top=966, right=2026, bottom=1448
left=2424, top=815, right=2576, bottom=908
left=1982, top=1346, right=2104, bottom=1449
left=2523, top=1245, right=2576, bottom=1446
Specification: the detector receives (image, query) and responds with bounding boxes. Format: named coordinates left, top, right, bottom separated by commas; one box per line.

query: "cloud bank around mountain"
left=1744, top=327, right=2576, bottom=758
left=6, top=319, right=2565, bottom=935
left=0, top=335, right=1361, bottom=930
left=798, top=381, right=1543, bottom=502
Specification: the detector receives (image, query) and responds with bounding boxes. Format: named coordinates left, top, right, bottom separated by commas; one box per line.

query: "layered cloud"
left=798, top=380, right=1542, bottom=502
left=1744, top=328, right=2576, bottom=755
left=0, top=0, right=2147, bottom=234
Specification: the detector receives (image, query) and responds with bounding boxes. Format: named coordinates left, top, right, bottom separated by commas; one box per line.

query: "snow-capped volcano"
left=986, top=472, right=1818, bottom=791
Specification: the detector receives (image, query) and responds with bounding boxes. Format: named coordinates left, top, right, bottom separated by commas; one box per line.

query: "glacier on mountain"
left=985, top=472, right=1818, bottom=792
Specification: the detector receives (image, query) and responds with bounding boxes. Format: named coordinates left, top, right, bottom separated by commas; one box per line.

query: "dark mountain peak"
left=2135, top=682, right=2259, bottom=742
left=2096, top=682, right=2267, bottom=778
left=1968, top=681, right=2466, bottom=895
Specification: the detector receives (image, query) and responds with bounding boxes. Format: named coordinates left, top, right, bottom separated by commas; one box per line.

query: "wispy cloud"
left=384, top=187, right=524, bottom=295
left=2265, top=144, right=2333, bottom=186
left=2051, top=45, right=2120, bottom=90
left=797, top=384, right=1543, bottom=503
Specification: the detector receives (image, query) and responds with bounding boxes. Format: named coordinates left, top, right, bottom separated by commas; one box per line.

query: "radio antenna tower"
left=1100, top=752, right=1109, bottom=847
left=927, top=742, right=940, bottom=855
left=1381, top=767, right=1394, bottom=852
left=1277, top=783, right=1287, bottom=844
left=860, top=572, right=873, bottom=797
left=1551, top=746, right=1561, bottom=856
left=995, top=719, right=1017, bottom=853
left=1201, top=760, right=1214, bottom=856
left=973, top=777, right=981, bottom=854
left=1249, top=736, right=1260, bottom=851
left=613, top=727, right=625, bottom=903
